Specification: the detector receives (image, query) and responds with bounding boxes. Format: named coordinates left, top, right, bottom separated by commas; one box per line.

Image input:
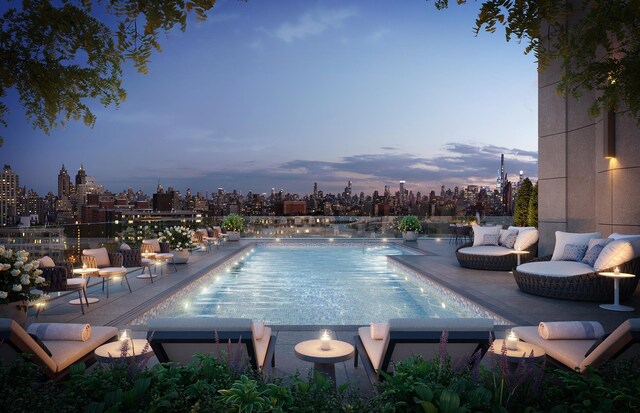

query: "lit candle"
left=614, top=266, right=620, bottom=275
left=82, top=262, right=87, bottom=269
left=320, top=329, right=331, bottom=351
left=506, top=331, right=519, bottom=351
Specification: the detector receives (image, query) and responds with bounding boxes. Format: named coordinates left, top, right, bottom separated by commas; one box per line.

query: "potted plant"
left=158, top=226, right=194, bottom=264
left=398, top=215, right=421, bottom=241
left=0, top=246, right=47, bottom=325
left=221, top=213, right=245, bottom=241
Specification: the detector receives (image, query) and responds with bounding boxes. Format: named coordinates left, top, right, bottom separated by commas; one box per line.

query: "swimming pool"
left=134, top=243, right=503, bottom=325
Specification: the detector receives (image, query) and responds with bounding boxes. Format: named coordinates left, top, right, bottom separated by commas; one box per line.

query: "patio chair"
left=37, top=259, right=89, bottom=316
left=119, top=244, right=155, bottom=282
left=81, top=247, right=131, bottom=298
left=147, top=317, right=276, bottom=373
left=354, top=318, right=494, bottom=383
left=0, top=318, right=118, bottom=381
left=513, top=319, right=640, bottom=373
left=142, top=239, right=176, bottom=274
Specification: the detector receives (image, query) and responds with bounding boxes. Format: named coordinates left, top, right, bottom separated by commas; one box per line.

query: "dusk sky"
left=2, top=0, right=538, bottom=197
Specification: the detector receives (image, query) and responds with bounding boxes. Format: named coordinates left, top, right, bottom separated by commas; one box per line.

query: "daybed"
left=0, top=318, right=117, bottom=381
left=147, top=317, right=276, bottom=373
left=513, top=232, right=640, bottom=301
left=354, top=318, right=494, bottom=383
left=456, top=226, right=539, bottom=271
left=513, top=319, right=640, bottom=373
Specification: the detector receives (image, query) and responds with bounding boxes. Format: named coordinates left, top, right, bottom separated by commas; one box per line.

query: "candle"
left=506, top=331, right=519, bottom=350
left=614, top=266, right=620, bottom=275
left=82, top=263, right=87, bottom=269
left=320, top=329, right=331, bottom=351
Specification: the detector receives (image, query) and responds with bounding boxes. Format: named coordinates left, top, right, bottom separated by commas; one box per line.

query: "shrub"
left=221, top=213, right=246, bottom=232
left=398, top=215, right=422, bottom=233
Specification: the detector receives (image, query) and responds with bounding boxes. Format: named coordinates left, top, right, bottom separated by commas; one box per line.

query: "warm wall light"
left=604, top=110, right=616, bottom=158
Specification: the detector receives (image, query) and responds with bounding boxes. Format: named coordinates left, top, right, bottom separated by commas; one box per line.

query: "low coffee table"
left=294, top=339, right=354, bottom=385
left=95, top=339, right=154, bottom=364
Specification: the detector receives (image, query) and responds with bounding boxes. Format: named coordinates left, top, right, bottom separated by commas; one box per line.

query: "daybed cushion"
left=514, top=228, right=538, bottom=251
left=472, top=226, right=502, bottom=246
left=593, top=238, right=640, bottom=271
left=457, top=246, right=513, bottom=257
left=516, top=261, right=596, bottom=277
left=83, top=248, right=111, bottom=268
left=551, top=231, right=601, bottom=261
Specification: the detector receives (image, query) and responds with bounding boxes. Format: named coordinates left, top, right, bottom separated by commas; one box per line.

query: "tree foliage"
left=513, top=177, right=532, bottom=226
left=435, top=0, right=640, bottom=119
left=0, top=0, right=219, bottom=139
left=527, top=181, right=538, bottom=227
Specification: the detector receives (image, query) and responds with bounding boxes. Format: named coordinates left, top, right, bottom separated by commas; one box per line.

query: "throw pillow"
left=472, top=225, right=502, bottom=246
left=551, top=231, right=601, bottom=261
left=38, top=256, right=55, bottom=268
left=482, top=234, right=500, bottom=246
left=561, top=244, right=588, bottom=262
left=593, top=238, right=640, bottom=271
left=502, top=233, right=518, bottom=249
left=514, top=228, right=539, bottom=250
left=582, top=244, right=605, bottom=267
left=499, top=229, right=518, bottom=245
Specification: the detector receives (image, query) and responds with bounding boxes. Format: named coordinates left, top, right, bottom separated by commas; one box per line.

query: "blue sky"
left=2, top=0, right=538, bottom=197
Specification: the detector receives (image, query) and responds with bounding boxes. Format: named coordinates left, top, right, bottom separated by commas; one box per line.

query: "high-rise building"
left=75, top=164, right=87, bottom=186
left=57, top=164, right=71, bottom=198
left=0, top=165, right=19, bottom=226
left=313, top=182, right=318, bottom=198
left=399, top=180, right=405, bottom=196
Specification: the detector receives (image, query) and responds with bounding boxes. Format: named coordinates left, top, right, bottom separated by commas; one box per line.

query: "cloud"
left=366, top=28, right=390, bottom=42
left=274, top=8, right=357, bottom=43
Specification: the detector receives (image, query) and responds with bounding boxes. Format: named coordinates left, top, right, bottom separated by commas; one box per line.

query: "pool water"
left=142, top=243, right=494, bottom=325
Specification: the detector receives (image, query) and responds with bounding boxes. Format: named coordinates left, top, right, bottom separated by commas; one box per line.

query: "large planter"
left=171, top=249, right=190, bottom=264
left=403, top=231, right=419, bottom=242
left=0, top=301, right=28, bottom=327
left=227, top=231, right=241, bottom=241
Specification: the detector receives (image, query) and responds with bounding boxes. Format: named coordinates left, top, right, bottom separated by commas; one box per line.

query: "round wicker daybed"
left=456, top=241, right=538, bottom=271
left=512, top=256, right=640, bottom=301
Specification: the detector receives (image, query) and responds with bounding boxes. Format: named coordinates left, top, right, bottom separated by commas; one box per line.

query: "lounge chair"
left=354, top=318, right=494, bottom=383
left=456, top=226, right=539, bottom=271
left=147, top=317, right=276, bottom=373
left=0, top=318, right=118, bottom=381
left=513, top=319, right=640, bottom=373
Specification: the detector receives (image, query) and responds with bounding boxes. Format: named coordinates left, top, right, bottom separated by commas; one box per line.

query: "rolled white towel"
left=252, top=320, right=265, bottom=340
left=370, top=322, right=389, bottom=340
left=27, top=323, right=92, bottom=342
left=538, top=321, right=604, bottom=340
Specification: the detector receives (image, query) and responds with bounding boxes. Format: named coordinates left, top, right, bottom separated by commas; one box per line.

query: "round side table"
left=95, top=339, right=154, bottom=364
left=294, top=339, right=354, bottom=385
left=598, top=272, right=636, bottom=312
left=491, top=339, right=546, bottom=364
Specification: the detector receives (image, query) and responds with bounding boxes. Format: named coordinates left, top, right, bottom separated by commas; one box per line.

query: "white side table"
left=510, top=250, right=530, bottom=266
left=598, top=272, right=636, bottom=312
left=70, top=268, right=100, bottom=305
left=294, top=339, right=354, bottom=385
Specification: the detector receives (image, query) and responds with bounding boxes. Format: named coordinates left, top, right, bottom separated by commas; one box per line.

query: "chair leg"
left=83, top=288, right=90, bottom=307
left=354, top=348, right=359, bottom=367
left=77, top=290, right=85, bottom=315
left=106, top=277, right=110, bottom=298
left=123, top=274, right=132, bottom=293
left=272, top=353, right=275, bottom=368
left=172, top=259, right=177, bottom=273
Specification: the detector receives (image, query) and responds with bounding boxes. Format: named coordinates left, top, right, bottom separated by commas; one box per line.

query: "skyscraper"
left=57, top=164, right=71, bottom=198
left=0, top=165, right=18, bottom=226
left=75, top=164, right=87, bottom=185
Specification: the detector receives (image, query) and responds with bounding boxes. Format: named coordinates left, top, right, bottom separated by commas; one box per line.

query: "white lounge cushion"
left=472, top=225, right=502, bottom=247
left=252, top=326, right=272, bottom=369
left=551, top=231, right=601, bottom=261
left=358, top=326, right=389, bottom=370
left=513, top=326, right=595, bottom=372
left=516, top=261, right=595, bottom=277
left=142, top=239, right=162, bottom=253
left=458, top=246, right=513, bottom=256
left=38, top=256, right=55, bottom=268
left=83, top=247, right=111, bottom=268
left=593, top=238, right=640, bottom=271
left=97, top=267, right=126, bottom=277
left=514, top=228, right=539, bottom=251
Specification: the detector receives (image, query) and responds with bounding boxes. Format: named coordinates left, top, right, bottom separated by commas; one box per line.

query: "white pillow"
left=593, top=238, right=640, bottom=271
left=38, top=256, right=55, bottom=268
left=499, top=229, right=518, bottom=244
left=472, top=225, right=502, bottom=247
left=252, top=320, right=265, bottom=340
left=514, top=228, right=539, bottom=251
left=370, top=322, right=389, bottom=340
left=551, top=231, right=601, bottom=261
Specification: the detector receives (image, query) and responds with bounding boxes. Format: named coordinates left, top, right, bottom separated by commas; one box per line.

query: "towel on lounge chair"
left=27, top=323, right=92, bottom=342
left=538, top=321, right=604, bottom=340
left=370, top=322, right=389, bottom=340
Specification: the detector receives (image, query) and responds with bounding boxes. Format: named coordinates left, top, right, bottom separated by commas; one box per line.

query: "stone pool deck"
left=26, top=239, right=640, bottom=394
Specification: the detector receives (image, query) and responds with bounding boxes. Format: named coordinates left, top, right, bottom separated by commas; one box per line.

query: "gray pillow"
left=482, top=234, right=500, bottom=246
left=582, top=243, right=605, bottom=267
left=562, top=244, right=588, bottom=262
left=501, top=233, right=518, bottom=249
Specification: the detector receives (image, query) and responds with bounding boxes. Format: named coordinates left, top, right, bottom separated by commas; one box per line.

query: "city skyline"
left=1, top=1, right=538, bottom=195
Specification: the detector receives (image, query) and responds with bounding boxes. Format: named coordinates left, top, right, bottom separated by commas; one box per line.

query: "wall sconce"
left=604, top=110, right=616, bottom=159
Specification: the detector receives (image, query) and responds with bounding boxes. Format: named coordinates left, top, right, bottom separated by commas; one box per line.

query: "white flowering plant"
left=158, top=226, right=195, bottom=251
left=0, top=245, right=47, bottom=310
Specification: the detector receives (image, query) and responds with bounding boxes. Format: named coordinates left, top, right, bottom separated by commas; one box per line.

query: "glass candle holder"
left=320, top=329, right=333, bottom=351
left=118, top=329, right=134, bottom=355
left=505, top=330, right=519, bottom=351
left=614, top=266, right=621, bottom=275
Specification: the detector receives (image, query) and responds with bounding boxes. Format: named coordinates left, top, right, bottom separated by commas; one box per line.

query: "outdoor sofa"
left=147, top=317, right=276, bottom=373
left=354, top=317, right=494, bottom=383
left=513, top=232, right=640, bottom=301
left=456, top=226, right=539, bottom=271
